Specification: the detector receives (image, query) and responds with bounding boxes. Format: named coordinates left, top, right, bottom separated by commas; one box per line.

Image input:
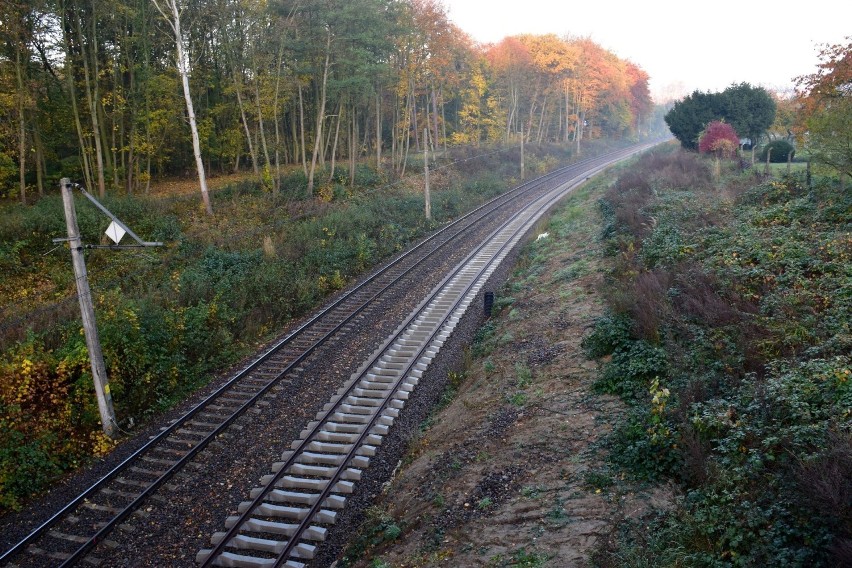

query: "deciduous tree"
left=151, top=0, right=213, bottom=214
left=698, top=120, right=739, bottom=158
left=796, top=38, right=852, bottom=179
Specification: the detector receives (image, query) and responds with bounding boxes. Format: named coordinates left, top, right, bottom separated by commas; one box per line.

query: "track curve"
left=1, top=141, right=661, bottom=568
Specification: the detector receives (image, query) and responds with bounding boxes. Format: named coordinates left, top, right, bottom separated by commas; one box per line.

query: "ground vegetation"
left=0, top=138, right=629, bottom=513
left=589, top=145, right=851, bottom=566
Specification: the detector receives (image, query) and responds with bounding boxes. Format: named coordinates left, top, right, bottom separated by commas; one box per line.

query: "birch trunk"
left=153, top=0, right=213, bottom=215
left=328, top=102, right=341, bottom=183
left=272, top=44, right=285, bottom=195
left=298, top=82, right=307, bottom=175
left=431, top=86, right=439, bottom=149
left=234, top=75, right=259, bottom=176
left=307, top=30, right=331, bottom=196
left=254, top=80, right=271, bottom=177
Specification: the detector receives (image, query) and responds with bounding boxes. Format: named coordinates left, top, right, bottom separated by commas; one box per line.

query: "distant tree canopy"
left=665, top=83, right=776, bottom=151
left=665, top=91, right=725, bottom=151
left=0, top=0, right=657, bottom=205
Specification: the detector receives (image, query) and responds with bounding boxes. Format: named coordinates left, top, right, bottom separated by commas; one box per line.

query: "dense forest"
left=0, top=0, right=654, bottom=206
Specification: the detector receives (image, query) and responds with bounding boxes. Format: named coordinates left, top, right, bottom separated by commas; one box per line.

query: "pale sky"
left=442, top=0, right=851, bottom=101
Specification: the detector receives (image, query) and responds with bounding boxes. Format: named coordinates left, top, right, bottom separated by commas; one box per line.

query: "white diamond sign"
left=105, top=221, right=126, bottom=244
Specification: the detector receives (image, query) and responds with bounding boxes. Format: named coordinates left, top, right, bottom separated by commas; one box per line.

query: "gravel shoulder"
left=340, top=174, right=674, bottom=567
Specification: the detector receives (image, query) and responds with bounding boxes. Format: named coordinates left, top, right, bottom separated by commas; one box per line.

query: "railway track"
left=0, top=142, right=659, bottom=567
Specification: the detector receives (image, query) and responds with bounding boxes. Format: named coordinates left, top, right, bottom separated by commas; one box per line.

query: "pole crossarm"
left=70, top=182, right=163, bottom=247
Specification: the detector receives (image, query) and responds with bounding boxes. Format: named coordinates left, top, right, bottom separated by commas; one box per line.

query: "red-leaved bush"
left=698, top=121, right=739, bottom=158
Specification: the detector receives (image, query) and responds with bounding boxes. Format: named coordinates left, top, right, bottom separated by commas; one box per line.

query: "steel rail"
left=1, top=142, right=659, bottom=567
left=1, top=147, right=555, bottom=567
left=199, top=182, right=515, bottom=568
left=199, top=141, right=660, bottom=567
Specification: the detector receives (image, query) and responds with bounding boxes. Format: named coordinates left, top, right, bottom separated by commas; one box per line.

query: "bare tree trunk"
left=361, top=108, right=369, bottom=158
left=126, top=120, right=135, bottom=194
left=575, top=90, right=583, bottom=155
left=272, top=44, right=285, bottom=195
left=111, top=100, right=120, bottom=189
left=254, top=79, right=272, bottom=181
left=349, top=105, right=356, bottom=188
left=441, top=87, right=447, bottom=153
left=34, top=125, right=45, bottom=196
left=234, top=75, right=259, bottom=176
left=289, top=104, right=298, bottom=166
left=506, top=83, right=517, bottom=142
left=527, top=82, right=540, bottom=143
left=62, top=11, right=94, bottom=192
left=391, top=93, right=398, bottom=173
left=15, top=48, right=27, bottom=204
left=298, top=82, right=307, bottom=175
left=153, top=0, right=213, bottom=215
left=537, top=94, right=547, bottom=144
left=307, top=30, right=331, bottom=196
left=431, top=85, right=439, bottom=150
left=401, top=89, right=412, bottom=178
left=76, top=11, right=106, bottom=197
left=410, top=80, right=419, bottom=152
left=328, top=102, right=342, bottom=183
left=375, top=90, right=382, bottom=171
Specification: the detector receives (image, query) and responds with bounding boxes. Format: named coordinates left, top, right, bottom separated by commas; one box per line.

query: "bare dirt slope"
left=341, top=175, right=673, bottom=567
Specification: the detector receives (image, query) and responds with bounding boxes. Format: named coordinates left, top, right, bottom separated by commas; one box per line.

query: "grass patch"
left=338, top=507, right=403, bottom=567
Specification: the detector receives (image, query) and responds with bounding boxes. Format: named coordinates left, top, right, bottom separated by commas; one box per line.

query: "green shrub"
left=595, top=340, right=668, bottom=399
left=608, top=408, right=680, bottom=480
left=760, top=140, right=795, bottom=163
left=0, top=153, right=17, bottom=198
left=279, top=169, right=309, bottom=198
left=582, top=313, right=633, bottom=358
left=0, top=428, right=63, bottom=510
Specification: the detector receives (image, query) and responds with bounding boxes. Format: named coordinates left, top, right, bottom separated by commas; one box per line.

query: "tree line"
left=664, top=82, right=776, bottom=157
left=0, top=0, right=654, bottom=210
left=664, top=37, right=852, bottom=180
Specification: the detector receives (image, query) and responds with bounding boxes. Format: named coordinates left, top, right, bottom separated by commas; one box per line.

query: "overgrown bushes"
left=588, top=147, right=852, bottom=566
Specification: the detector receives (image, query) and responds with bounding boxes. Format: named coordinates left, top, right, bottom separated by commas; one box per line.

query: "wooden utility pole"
left=423, top=128, right=431, bottom=220
left=520, top=130, right=525, bottom=181
left=60, top=178, right=117, bottom=438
